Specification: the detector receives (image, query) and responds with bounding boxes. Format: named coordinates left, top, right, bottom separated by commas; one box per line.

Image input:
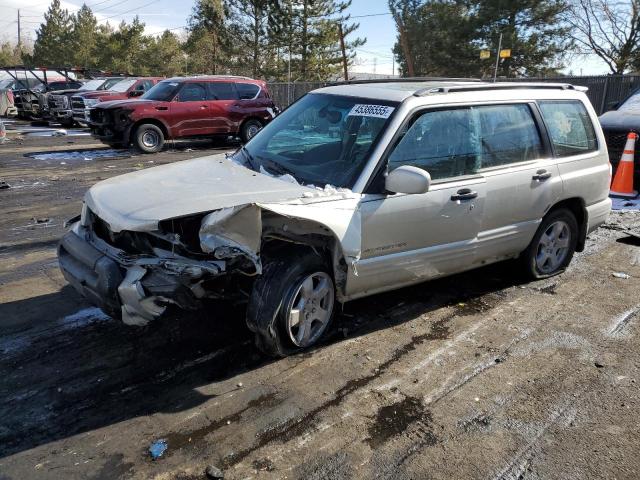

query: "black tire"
left=134, top=123, right=164, bottom=153
left=240, top=119, right=263, bottom=144
left=247, top=249, right=336, bottom=357
left=520, top=208, right=578, bottom=280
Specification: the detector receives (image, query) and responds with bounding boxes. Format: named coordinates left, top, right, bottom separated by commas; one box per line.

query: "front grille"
left=71, top=96, right=85, bottom=110
left=90, top=108, right=106, bottom=124
left=49, top=95, right=68, bottom=110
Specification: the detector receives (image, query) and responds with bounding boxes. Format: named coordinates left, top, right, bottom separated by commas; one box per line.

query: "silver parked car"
left=58, top=81, right=612, bottom=356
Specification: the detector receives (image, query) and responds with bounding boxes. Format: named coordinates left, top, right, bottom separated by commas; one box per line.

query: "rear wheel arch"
left=547, top=198, right=587, bottom=252
left=239, top=117, right=264, bottom=142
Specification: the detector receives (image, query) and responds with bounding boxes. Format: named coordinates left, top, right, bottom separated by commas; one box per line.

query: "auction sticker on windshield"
left=348, top=104, right=395, bottom=119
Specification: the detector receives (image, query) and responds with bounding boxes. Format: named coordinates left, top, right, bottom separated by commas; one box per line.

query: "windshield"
left=80, top=79, right=105, bottom=91
left=109, top=79, right=136, bottom=92
left=142, top=81, right=181, bottom=101
left=619, top=91, right=640, bottom=112
left=239, top=93, right=397, bottom=188
left=100, top=78, right=124, bottom=90
left=0, top=79, right=11, bottom=89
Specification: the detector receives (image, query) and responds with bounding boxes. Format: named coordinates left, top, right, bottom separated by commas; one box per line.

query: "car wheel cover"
left=535, top=220, right=571, bottom=274
left=141, top=130, right=159, bottom=148
left=286, top=271, right=334, bottom=348
left=247, top=123, right=260, bottom=139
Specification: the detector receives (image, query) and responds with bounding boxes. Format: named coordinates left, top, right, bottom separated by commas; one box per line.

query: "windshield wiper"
left=259, top=157, right=296, bottom=177
left=236, top=146, right=257, bottom=171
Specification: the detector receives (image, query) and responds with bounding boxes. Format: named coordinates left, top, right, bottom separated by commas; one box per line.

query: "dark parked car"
left=72, top=77, right=162, bottom=125
left=599, top=89, right=640, bottom=185
left=89, top=76, right=277, bottom=152
left=15, top=80, right=83, bottom=119
left=47, top=78, right=125, bottom=127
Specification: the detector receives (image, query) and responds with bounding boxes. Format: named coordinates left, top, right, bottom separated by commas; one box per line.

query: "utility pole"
left=338, top=23, right=348, bottom=81
left=493, top=33, right=503, bottom=82
left=394, top=13, right=414, bottom=77
left=17, top=9, right=21, bottom=49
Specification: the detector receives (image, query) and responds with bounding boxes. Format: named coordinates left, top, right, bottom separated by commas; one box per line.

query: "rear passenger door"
left=474, top=103, right=562, bottom=262
left=206, top=82, right=239, bottom=134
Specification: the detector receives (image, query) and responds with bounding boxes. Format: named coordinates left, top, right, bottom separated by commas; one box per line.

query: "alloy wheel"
left=286, top=272, right=335, bottom=348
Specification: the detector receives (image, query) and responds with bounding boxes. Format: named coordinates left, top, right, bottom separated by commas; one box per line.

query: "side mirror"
left=385, top=165, right=431, bottom=195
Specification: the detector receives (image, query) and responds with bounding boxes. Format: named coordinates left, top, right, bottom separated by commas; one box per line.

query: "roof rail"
left=331, top=77, right=482, bottom=86
left=414, top=83, right=583, bottom=97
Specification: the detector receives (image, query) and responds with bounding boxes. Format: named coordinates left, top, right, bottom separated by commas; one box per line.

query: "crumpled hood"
left=85, top=154, right=317, bottom=232
left=599, top=110, right=640, bottom=131
left=77, top=90, right=124, bottom=101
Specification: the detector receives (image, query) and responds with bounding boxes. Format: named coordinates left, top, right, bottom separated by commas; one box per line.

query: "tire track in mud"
left=217, top=294, right=504, bottom=469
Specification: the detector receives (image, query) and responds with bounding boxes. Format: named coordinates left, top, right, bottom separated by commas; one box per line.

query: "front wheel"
left=247, top=250, right=336, bottom=357
left=134, top=123, right=164, bottom=153
left=520, top=208, right=578, bottom=279
left=240, top=119, right=263, bottom=143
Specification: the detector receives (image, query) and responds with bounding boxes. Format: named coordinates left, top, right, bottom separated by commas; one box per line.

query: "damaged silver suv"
left=58, top=81, right=612, bottom=356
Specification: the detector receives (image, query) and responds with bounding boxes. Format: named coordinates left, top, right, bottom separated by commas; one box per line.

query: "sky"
left=0, top=0, right=609, bottom=76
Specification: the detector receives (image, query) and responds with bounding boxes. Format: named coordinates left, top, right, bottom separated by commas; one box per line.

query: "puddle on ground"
left=365, top=396, right=437, bottom=448
left=612, top=196, right=640, bottom=211
left=25, top=129, right=90, bottom=137
left=26, top=149, right=132, bottom=162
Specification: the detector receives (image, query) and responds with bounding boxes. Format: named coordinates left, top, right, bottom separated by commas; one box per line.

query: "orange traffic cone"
left=610, top=132, right=638, bottom=198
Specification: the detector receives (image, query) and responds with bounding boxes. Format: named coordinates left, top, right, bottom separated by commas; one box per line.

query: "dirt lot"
left=1, top=120, right=640, bottom=480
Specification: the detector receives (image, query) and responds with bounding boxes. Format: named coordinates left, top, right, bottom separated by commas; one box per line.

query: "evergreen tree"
left=390, top=0, right=570, bottom=78
left=187, top=0, right=231, bottom=74
left=71, top=4, right=98, bottom=68
left=145, top=31, right=186, bottom=77
left=32, top=0, right=74, bottom=65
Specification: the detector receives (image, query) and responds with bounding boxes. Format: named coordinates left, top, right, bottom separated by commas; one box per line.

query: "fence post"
left=599, top=77, right=610, bottom=115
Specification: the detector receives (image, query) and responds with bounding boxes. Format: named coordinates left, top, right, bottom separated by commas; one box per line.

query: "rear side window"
left=538, top=100, right=597, bottom=157
left=236, top=83, right=260, bottom=100
left=207, top=82, right=237, bottom=100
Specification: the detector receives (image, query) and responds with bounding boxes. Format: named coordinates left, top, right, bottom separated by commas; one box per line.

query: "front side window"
left=240, top=93, right=397, bottom=188
left=387, top=104, right=544, bottom=181
left=179, top=82, right=207, bottom=102
left=207, top=82, right=237, bottom=100
left=538, top=100, right=597, bottom=157
left=142, top=81, right=182, bottom=101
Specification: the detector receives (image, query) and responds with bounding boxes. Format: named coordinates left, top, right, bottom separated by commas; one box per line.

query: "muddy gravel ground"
left=1, top=120, right=640, bottom=480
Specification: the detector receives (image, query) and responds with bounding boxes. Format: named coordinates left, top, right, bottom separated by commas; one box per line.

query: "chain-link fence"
left=268, top=75, right=640, bottom=114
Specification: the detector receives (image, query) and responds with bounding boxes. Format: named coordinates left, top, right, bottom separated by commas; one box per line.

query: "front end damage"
left=90, top=107, right=134, bottom=145
left=58, top=196, right=361, bottom=327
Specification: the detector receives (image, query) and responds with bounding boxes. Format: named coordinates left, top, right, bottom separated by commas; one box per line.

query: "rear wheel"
left=134, top=123, right=164, bottom=153
left=520, top=208, right=578, bottom=279
left=240, top=119, right=263, bottom=143
left=247, top=250, right=336, bottom=357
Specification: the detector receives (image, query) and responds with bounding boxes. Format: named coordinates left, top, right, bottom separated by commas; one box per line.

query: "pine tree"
left=71, top=4, right=98, bottom=68
left=389, top=0, right=570, bottom=78
left=187, top=0, right=231, bottom=74
left=32, top=0, right=74, bottom=65
left=145, top=31, right=186, bottom=77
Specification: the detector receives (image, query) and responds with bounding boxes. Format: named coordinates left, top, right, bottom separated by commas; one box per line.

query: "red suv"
left=72, top=77, right=162, bottom=125
left=88, top=76, right=277, bottom=152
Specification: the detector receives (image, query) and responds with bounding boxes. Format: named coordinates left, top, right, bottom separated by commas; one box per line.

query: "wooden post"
left=394, top=13, right=414, bottom=77
left=338, top=23, right=348, bottom=81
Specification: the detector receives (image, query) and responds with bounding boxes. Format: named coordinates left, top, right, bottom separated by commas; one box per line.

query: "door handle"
left=532, top=169, right=552, bottom=181
left=451, top=188, right=478, bottom=201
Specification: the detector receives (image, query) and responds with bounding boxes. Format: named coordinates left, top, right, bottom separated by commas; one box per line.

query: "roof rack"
left=332, top=77, right=482, bottom=86
left=414, top=83, right=582, bottom=97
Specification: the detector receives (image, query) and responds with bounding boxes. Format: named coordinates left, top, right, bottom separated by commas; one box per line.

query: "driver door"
left=350, top=107, right=486, bottom=297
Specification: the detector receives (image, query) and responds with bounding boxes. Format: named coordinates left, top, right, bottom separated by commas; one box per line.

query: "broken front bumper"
left=58, top=224, right=224, bottom=325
